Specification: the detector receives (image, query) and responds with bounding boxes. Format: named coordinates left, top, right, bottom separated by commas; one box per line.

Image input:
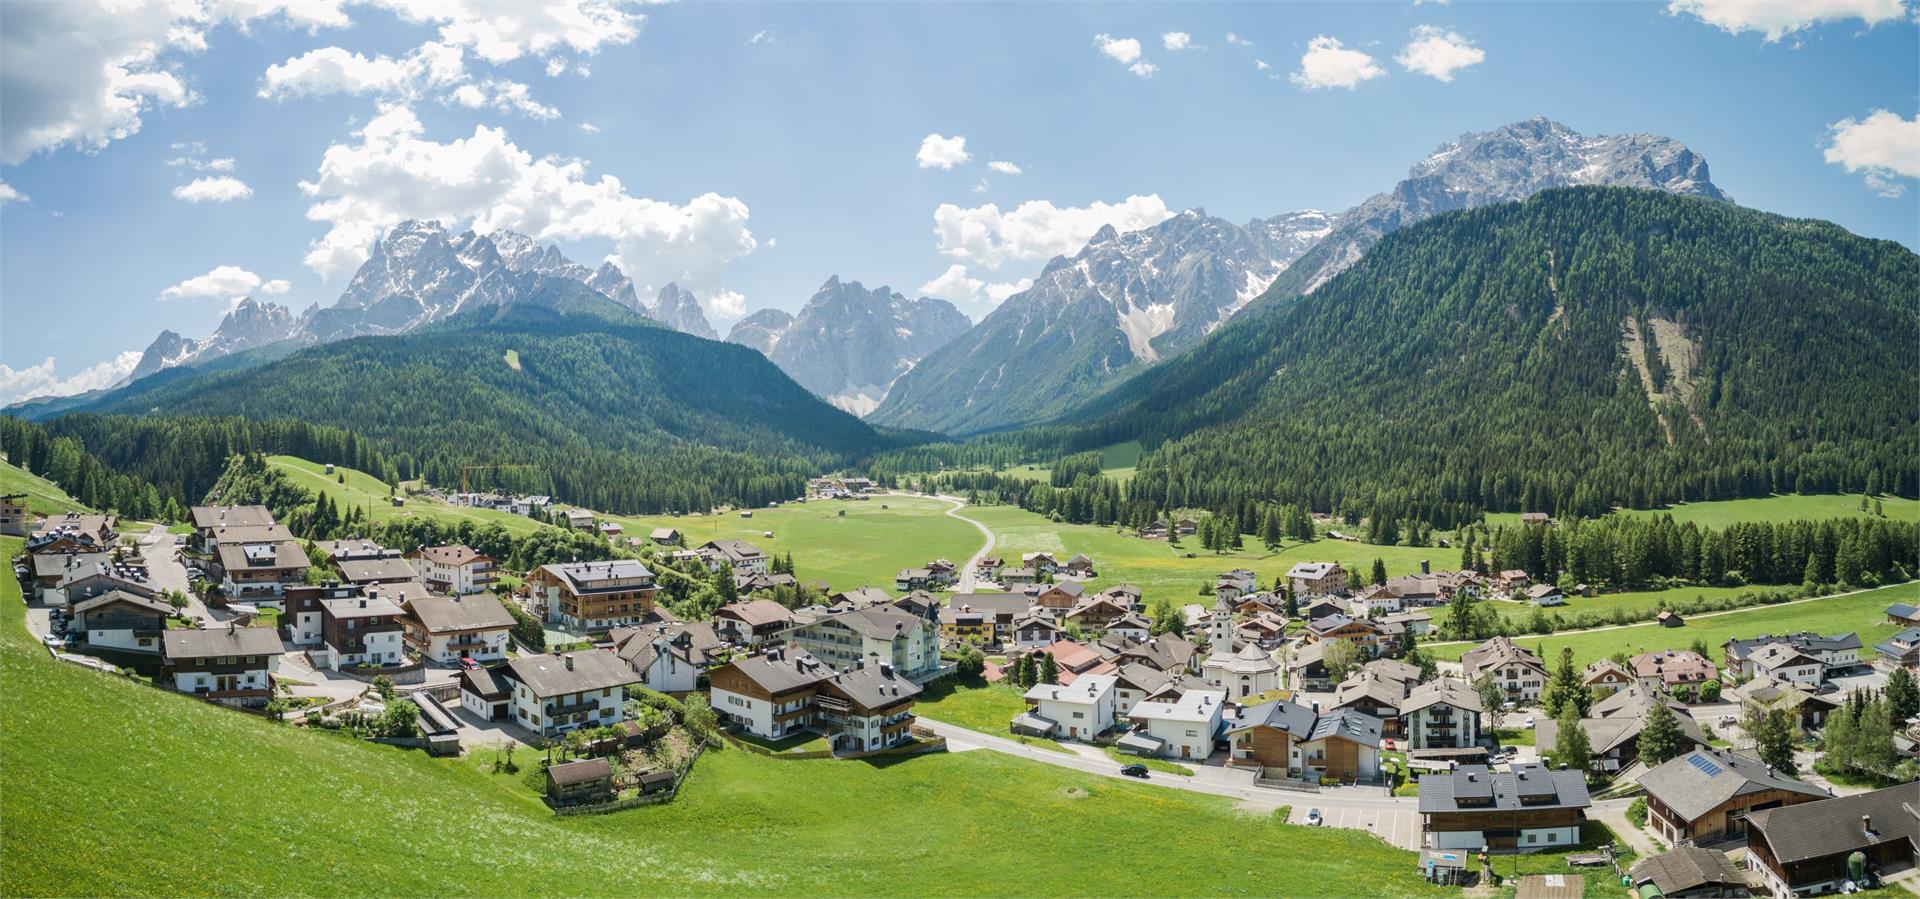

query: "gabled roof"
left=1460, top=635, right=1546, bottom=677
left=1419, top=763, right=1591, bottom=814
left=1636, top=749, right=1829, bottom=822
left=335, top=557, right=418, bottom=583
left=409, top=544, right=490, bottom=566
left=189, top=505, right=274, bottom=529
left=505, top=650, right=642, bottom=698
left=1401, top=677, right=1483, bottom=715
left=1025, top=674, right=1116, bottom=703
left=1745, top=782, right=1920, bottom=864
left=1628, top=847, right=1748, bottom=896
left=215, top=540, right=307, bottom=572
left=548, top=757, right=612, bottom=786
left=162, top=626, right=284, bottom=660
left=1887, top=603, right=1920, bottom=620
left=408, top=594, right=516, bottom=634
left=818, top=663, right=922, bottom=711
left=807, top=606, right=926, bottom=641
left=1130, top=689, right=1225, bottom=724
left=72, top=589, right=171, bottom=618
left=716, top=599, right=794, bottom=628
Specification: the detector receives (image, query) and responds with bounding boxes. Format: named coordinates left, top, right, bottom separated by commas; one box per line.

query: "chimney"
left=1863, top=814, right=1874, bottom=834
left=564, top=654, right=575, bottom=671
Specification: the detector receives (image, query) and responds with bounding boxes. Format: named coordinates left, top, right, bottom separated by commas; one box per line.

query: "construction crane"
left=460, top=463, right=540, bottom=494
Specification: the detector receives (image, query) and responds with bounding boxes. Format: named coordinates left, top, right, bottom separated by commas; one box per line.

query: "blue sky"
left=1, top=0, right=1915, bottom=404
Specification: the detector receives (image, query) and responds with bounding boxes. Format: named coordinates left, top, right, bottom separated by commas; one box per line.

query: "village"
left=8, top=484, right=1920, bottom=899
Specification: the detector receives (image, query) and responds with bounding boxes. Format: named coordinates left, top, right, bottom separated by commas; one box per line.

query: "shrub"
left=1627, top=797, right=1647, bottom=829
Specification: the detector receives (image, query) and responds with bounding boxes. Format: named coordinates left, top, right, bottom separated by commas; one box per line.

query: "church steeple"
left=1208, top=594, right=1233, bottom=658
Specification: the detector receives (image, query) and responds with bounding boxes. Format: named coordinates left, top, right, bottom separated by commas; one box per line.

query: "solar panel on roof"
left=1686, top=754, right=1723, bottom=777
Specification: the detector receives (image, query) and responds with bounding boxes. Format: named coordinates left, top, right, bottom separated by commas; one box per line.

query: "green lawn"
left=268, top=455, right=548, bottom=538
left=913, top=676, right=1071, bottom=753
left=1611, top=493, right=1920, bottom=528
left=732, top=730, right=832, bottom=755
left=1101, top=745, right=1194, bottom=776
left=606, top=495, right=985, bottom=594
left=1483, top=585, right=1758, bottom=625
left=964, top=503, right=1451, bottom=603
left=1428, top=582, right=1920, bottom=669
left=0, top=460, right=87, bottom=516
left=0, top=532, right=1446, bottom=897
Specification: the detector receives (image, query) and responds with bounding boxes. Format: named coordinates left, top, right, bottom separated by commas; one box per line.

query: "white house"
left=1749, top=643, right=1825, bottom=688
left=69, top=590, right=170, bottom=654
left=611, top=625, right=701, bottom=694
left=1200, top=597, right=1282, bottom=699
left=405, top=594, right=515, bottom=664
left=1124, top=689, right=1225, bottom=761
left=1349, top=585, right=1404, bottom=617
left=500, top=651, right=639, bottom=738
left=160, top=625, right=284, bottom=707
left=1021, top=674, right=1118, bottom=742
left=406, top=545, right=499, bottom=595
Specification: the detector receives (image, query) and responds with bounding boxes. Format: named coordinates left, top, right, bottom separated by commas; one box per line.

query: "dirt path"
left=934, top=495, right=996, bottom=592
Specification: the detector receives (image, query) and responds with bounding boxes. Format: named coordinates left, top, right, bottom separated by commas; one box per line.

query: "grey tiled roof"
left=1636, top=748, right=1829, bottom=822
left=1418, top=763, right=1591, bottom=814
left=1746, top=782, right=1920, bottom=864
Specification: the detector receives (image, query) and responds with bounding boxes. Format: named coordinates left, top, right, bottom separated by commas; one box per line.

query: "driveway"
left=935, top=495, right=996, bottom=593
left=134, top=525, right=220, bottom=625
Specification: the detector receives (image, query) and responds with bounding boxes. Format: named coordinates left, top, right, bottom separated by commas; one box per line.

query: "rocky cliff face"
left=124, top=297, right=299, bottom=383
left=725, top=276, right=973, bottom=415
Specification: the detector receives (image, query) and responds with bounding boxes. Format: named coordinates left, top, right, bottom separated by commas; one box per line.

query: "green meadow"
left=0, top=535, right=1444, bottom=898
left=0, top=460, right=87, bottom=516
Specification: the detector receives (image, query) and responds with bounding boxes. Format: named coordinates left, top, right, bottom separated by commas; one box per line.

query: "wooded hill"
left=46, top=304, right=903, bottom=514
left=1047, top=187, right=1918, bottom=519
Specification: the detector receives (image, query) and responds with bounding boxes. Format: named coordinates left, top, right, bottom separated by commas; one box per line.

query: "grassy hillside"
left=266, top=455, right=547, bottom=538
left=1428, top=581, right=1920, bottom=668
left=606, top=495, right=984, bottom=593
left=0, top=460, right=85, bottom=516
left=0, top=534, right=1445, bottom=898
left=1608, top=493, right=1920, bottom=529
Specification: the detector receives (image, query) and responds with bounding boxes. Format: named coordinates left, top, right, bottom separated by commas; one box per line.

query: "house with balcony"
left=526, top=559, right=659, bottom=632
left=1535, top=685, right=1709, bottom=775
left=404, top=593, right=514, bottom=664
left=44, top=558, right=156, bottom=610
left=708, top=649, right=832, bottom=740
left=610, top=624, right=701, bottom=694
left=1630, top=649, right=1720, bottom=693
left=1460, top=636, right=1548, bottom=704
left=1638, top=748, right=1830, bottom=848
left=1420, top=763, right=1591, bottom=852
left=70, top=590, right=170, bottom=654
left=498, top=650, right=640, bottom=738
left=188, top=504, right=275, bottom=553
left=161, top=625, right=285, bottom=707
left=0, top=493, right=27, bottom=537
left=406, top=544, right=499, bottom=595
left=781, top=606, right=940, bottom=681
left=1223, top=699, right=1382, bottom=783
left=1744, top=782, right=1920, bottom=899
left=714, top=599, right=795, bottom=646
left=1286, top=562, right=1348, bottom=597
left=32, top=511, right=119, bottom=550
left=698, top=539, right=768, bottom=575
left=814, top=662, right=923, bottom=753
left=1016, top=673, right=1118, bottom=742
left=1873, top=628, right=1920, bottom=671
left=214, top=540, right=310, bottom=601
left=1402, top=677, right=1483, bottom=750
left=1723, top=632, right=1862, bottom=684
left=318, top=589, right=408, bottom=671
left=1120, top=689, right=1225, bottom=761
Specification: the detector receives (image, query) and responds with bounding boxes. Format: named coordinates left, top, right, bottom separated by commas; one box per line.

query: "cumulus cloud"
left=579, top=122, right=600, bottom=134
left=918, top=263, right=1033, bottom=306
left=261, top=42, right=567, bottom=120
left=1094, top=34, right=1157, bottom=77
left=159, top=265, right=284, bottom=302
left=374, top=0, right=648, bottom=64
left=1225, top=32, right=1253, bottom=46
left=0, top=351, right=142, bottom=406
left=1291, top=36, right=1385, bottom=90
left=1824, top=109, right=1920, bottom=197
left=916, top=133, right=971, bottom=170
left=0, top=181, right=26, bottom=205
left=1162, top=32, right=1192, bottom=51
left=166, top=142, right=237, bottom=171
left=747, top=29, right=774, bottom=46
left=297, top=104, right=757, bottom=310
left=1667, top=0, right=1909, bottom=42
left=1396, top=26, right=1484, bottom=81
left=704, top=289, right=747, bottom=320
left=172, top=175, right=254, bottom=203
left=0, top=1, right=351, bottom=164
left=987, top=160, right=1022, bottom=175
left=932, top=194, right=1174, bottom=269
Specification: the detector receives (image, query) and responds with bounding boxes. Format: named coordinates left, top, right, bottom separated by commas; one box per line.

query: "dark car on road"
left=1119, top=764, right=1149, bottom=778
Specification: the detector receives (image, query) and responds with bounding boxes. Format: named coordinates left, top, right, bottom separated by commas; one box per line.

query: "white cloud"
left=545, top=58, right=569, bottom=77
left=1225, top=32, right=1253, bottom=46
left=260, top=41, right=563, bottom=120
left=0, top=181, right=26, bottom=205
left=1094, top=33, right=1157, bottom=77
left=917, top=133, right=971, bottom=170
left=1256, top=59, right=1271, bottom=71
left=1291, top=36, right=1386, bottom=90
left=579, top=122, right=600, bottom=134
left=1667, top=0, right=1910, bottom=42
left=261, top=46, right=419, bottom=97
left=704, top=289, right=748, bottom=321
left=297, top=104, right=756, bottom=308
left=932, top=194, right=1174, bottom=268
left=172, top=175, right=254, bottom=203
left=1824, top=109, right=1920, bottom=197
left=0, top=1, right=350, bottom=164
left=747, top=29, right=774, bottom=46
left=0, top=351, right=141, bottom=406
left=484, top=80, right=559, bottom=120
left=918, top=263, right=1033, bottom=306
left=373, top=0, right=648, bottom=64
left=1162, top=32, right=1192, bottom=51
left=160, top=265, right=284, bottom=301
left=1395, top=26, right=1485, bottom=82
left=987, top=160, right=1022, bottom=175
left=166, top=144, right=237, bottom=171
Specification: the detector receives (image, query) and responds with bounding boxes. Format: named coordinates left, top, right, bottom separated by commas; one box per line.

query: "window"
left=1072, top=711, right=1085, bottom=719
left=1547, top=833, right=1558, bottom=843
left=1527, top=834, right=1537, bottom=844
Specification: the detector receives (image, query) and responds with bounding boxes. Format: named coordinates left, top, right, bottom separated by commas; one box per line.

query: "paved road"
left=134, top=525, right=222, bottom=626
left=919, top=716, right=1425, bottom=848
left=933, top=495, right=996, bottom=593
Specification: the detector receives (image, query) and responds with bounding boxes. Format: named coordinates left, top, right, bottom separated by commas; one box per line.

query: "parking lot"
left=1287, top=803, right=1423, bottom=851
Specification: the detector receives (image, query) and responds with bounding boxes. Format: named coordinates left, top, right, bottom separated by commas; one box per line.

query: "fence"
left=552, top=739, right=709, bottom=816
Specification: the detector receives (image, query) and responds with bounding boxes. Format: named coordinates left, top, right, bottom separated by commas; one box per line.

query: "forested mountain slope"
left=57, top=304, right=893, bottom=513
left=1059, top=187, right=1918, bottom=518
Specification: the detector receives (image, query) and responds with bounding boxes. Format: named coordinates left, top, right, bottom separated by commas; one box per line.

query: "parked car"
left=1522, top=716, right=1536, bottom=729
left=40, top=633, right=63, bottom=648
left=1719, top=714, right=1738, bottom=726
left=459, top=657, right=481, bottom=671
left=1119, top=764, right=1149, bottom=778
left=1305, top=809, right=1323, bottom=826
